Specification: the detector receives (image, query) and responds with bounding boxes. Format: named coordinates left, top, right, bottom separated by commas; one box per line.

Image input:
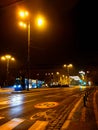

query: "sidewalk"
left=62, top=87, right=98, bottom=130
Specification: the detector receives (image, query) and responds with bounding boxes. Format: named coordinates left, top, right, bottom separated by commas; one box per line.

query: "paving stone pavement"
left=63, top=88, right=98, bottom=130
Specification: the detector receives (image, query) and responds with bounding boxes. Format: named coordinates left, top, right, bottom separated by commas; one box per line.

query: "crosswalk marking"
left=0, top=118, right=49, bottom=130
left=0, top=118, right=25, bottom=130
left=28, top=120, right=49, bottom=130
left=0, top=117, right=4, bottom=119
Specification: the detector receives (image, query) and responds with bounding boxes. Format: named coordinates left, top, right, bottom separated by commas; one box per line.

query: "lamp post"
left=18, top=10, right=30, bottom=90
left=56, top=72, right=60, bottom=84
left=1, top=54, right=15, bottom=86
left=27, top=20, right=30, bottom=90
left=18, top=10, right=45, bottom=90
left=63, top=64, right=73, bottom=86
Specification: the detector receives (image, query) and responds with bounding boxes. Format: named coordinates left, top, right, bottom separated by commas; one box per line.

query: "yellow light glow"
left=25, top=11, right=29, bottom=16
left=19, top=21, right=27, bottom=28
left=19, top=11, right=25, bottom=17
left=68, top=64, right=73, bottom=68
left=11, top=57, right=15, bottom=61
left=64, top=64, right=73, bottom=68
left=1, top=55, right=15, bottom=61
left=1, top=56, right=5, bottom=60
left=35, top=15, right=46, bottom=29
left=56, top=72, right=59, bottom=75
left=38, top=19, right=43, bottom=26
left=19, top=11, right=29, bottom=18
left=5, top=55, right=11, bottom=59
left=64, top=64, right=67, bottom=68
left=51, top=73, right=53, bottom=75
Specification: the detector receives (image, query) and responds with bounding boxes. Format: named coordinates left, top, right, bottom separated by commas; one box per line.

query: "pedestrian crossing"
left=0, top=118, right=24, bottom=130
left=28, top=120, right=48, bottom=130
left=0, top=117, right=49, bottom=130
left=0, top=117, right=4, bottom=119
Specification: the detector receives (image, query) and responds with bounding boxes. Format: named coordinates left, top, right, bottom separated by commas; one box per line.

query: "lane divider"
left=61, top=97, right=82, bottom=130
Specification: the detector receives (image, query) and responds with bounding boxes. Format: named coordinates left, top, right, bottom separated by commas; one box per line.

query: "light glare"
left=1, top=55, right=15, bottom=61
left=35, top=15, right=46, bottom=29
left=38, top=19, right=43, bottom=26
left=5, top=55, right=11, bottom=59
left=11, top=57, right=15, bottom=61
left=19, top=10, right=29, bottom=18
left=19, top=22, right=27, bottom=28
left=20, top=11, right=25, bottom=17
left=1, top=56, right=5, bottom=60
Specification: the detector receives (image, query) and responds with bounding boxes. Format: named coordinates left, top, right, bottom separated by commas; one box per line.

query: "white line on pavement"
left=61, top=97, right=82, bottom=130
left=28, top=120, right=49, bottom=130
left=0, top=118, right=24, bottom=130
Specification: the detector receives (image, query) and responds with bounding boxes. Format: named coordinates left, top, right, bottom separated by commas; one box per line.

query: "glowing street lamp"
left=63, top=64, right=73, bottom=85
left=19, top=11, right=29, bottom=18
left=36, top=16, right=45, bottom=28
left=1, top=54, right=15, bottom=85
left=56, top=72, right=60, bottom=75
left=18, top=10, right=30, bottom=90
left=19, top=21, right=27, bottom=28
left=56, top=72, right=60, bottom=83
left=64, top=64, right=73, bottom=74
left=38, top=19, right=43, bottom=26
left=18, top=10, right=46, bottom=90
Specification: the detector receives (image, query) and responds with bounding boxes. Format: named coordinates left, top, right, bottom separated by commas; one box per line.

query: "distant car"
left=61, top=84, right=69, bottom=87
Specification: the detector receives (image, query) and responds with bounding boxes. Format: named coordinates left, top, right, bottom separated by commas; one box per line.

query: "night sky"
left=0, top=0, right=97, bottom=70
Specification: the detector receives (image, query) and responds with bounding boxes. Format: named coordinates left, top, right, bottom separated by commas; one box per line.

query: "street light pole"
left=27, top=21, right=30, bottom=91
left=63, top=64, right=73, bottom=86
left=18, top=10, right=46, bottom=90
left=6, top=58, right=9, bottom=82
left=1, top=55, right=15, bottom=86
left=67, top=66, right=70, bottom=86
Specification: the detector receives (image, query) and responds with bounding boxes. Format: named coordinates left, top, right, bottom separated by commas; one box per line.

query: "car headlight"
left=18, top=85, right=21, bottom=88
left=13, top=85, right=17, bottom=88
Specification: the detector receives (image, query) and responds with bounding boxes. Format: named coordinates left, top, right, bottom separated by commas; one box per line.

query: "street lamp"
left=63, top=64, right=73, bottom=86
left=18, top=10, right=45, bottom=90
left=56, top=72, right=60, bottom=84
left=1, top=54, right=15, bottom=86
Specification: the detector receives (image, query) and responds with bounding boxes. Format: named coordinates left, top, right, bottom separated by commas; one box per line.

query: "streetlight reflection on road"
left=18, top=9, right=46, bottom=90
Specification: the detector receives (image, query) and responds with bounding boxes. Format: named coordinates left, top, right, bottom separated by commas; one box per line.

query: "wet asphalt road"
left=0, top=86, right=88, bottom=130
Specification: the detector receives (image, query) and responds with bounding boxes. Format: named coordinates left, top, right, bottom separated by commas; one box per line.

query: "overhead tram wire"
left=0, top=0, right=25, bottom=9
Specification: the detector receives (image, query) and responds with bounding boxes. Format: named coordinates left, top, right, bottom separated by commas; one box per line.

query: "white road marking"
left=0, top=117, right=5, bottom=119
left=0, top=101, right=9, bottom=105
left=0, top=118, right=24, bottom=130
left=28, top=120, right=48, bottom=130
left=61, top=97, right=82, bottom=130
